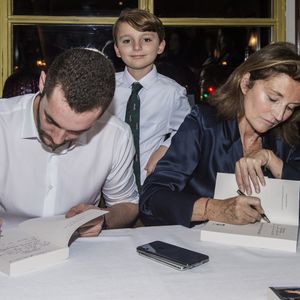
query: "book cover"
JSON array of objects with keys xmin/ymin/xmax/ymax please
[{"xmin": 0, "ymin": 209, "xmax": 108, "ymax": 276}]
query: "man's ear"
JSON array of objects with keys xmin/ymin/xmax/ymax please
[
  {"xmin": 114, "ymin": 43, "xmax": 121, "ymax": 58},
  {"xmin": 157, "ymin": 40, "xmax": 166, "ymax": 55},
  {"xmin": 240, "ymin": 72, "xmax": 251, "ymax": 95},
  {"xmin": 39, "ymin": 71, "xmax": 46, "ymax": 93}
]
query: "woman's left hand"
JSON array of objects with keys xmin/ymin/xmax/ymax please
[{"xmin": 235, "ymin": 149, "xmax": 271, "ymax": 195}]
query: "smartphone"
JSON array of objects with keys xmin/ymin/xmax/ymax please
[{"xmin": 136, "ymin": 240, "xmax": 209, "ymax": 271}]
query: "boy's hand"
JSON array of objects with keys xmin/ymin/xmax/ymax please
[{"xmin": 145, "ymin": 145, "xmax": 168, "ymax": 176}]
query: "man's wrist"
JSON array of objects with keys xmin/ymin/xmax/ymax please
[{"xmin": 102, "ymin": 214, "xmax": 108, "ymax": 230}]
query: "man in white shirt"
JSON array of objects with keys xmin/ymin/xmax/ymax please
[{"xmin": 0, "ymin": 48, "xmax": 139, "ymax": 236}]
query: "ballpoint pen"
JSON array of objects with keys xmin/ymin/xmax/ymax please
[{"xmin": 237, "ymin": 189, "xmax": 271, "ymax": 223}]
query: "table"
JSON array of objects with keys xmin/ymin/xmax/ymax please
[{"xmin": 1, "ymin": 216, "xmax": 300, "ymax": 300}]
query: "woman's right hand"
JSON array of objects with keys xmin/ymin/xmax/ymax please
[{"xmin": 207, "ymin": 195, "xmax": 263, "ymax": 225}]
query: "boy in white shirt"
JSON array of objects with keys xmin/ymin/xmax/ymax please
[{"xmin": 108, "ymin": 8, "xmax": 191, "ymax": 191}]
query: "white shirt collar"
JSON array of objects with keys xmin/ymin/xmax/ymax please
[
  {"xmin": 21, "ymin": 92, "xmax": 40, "ymax": 140},
  {"xmin": 122, "ymin": 65, "xmax": 158, "ymax": 90}
]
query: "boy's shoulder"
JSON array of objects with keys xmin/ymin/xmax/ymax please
[
  {"xmin": 155, "ymin": 71, "xmax": 183, "ymax": 88},
  {"xmin": 115, "ymin": 70, "xmax": 125, "ymax": 81}
]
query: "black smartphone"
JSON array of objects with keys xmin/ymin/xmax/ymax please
[{"xmin": 136, "ymin": 240, "xmax": 209, "ymax": 271}]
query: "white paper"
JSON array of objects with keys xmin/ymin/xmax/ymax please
[{"xmin": 214, "ymin": 172, "xmax": 300, "ymax": 226}]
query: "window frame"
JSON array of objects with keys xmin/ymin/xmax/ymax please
[
  {"xmin": 0, "ymin": 0, "xmax": 286, "ymax": 93},
  {"xmin": 297, "ymin": 0, "xmax": 300, "ymax": 53}
]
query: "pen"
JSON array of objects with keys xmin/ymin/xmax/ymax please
[{"xmin": 236, "ymin": 189, "xmax": 271, "ymax": 223}]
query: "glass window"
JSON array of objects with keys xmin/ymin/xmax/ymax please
[
  {"xmin": 156, "ymin": 27, "xmax": 270, "ymax": 103},
  {"xmin": 13, "ymin": 0, "xmax": 138, "ymax": 16},
  {"xmin": 154, "ymin": 0, "xmax": 272, "ymax": 18},
  {"xmin": 3, "ymin": 0, "xmax": 281, "ymax": 100},
  {"xmin": 12, "ymin": 25, "xmax": 124, "ymax": 73},
  {"xmin": 11, "ymin": 25, "xmax": 271, "ymax": 102}
]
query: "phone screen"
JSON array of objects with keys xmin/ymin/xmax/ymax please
[{"xmin": 137, "ymin": 241, "xmax": 209, "ymax": 270}]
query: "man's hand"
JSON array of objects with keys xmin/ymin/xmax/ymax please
[
  {"xmin": 66, "ymin": 202, "xmax": 138, "ymax": 234},
  {"xmin": 66, "ymin": 204, "xmax": 106, "ymax": 237},
  {"xmin": 144, "ymin": 145, "xmax": 168, "ymax": 176}
]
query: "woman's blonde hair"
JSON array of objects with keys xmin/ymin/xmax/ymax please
[{"xmin": 209, "ymin": 42, "xmax": 300, "ymax": 146}]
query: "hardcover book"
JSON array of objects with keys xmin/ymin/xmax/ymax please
[{"xmin": 200, "ymin": 173, "xmax": 300, "ymax": 252}]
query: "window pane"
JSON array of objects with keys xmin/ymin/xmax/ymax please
[
  {"xmin": 11, "ymin": 25, "xmax": 270, "ymax": 103},
  {"xmin": 12, "ymin": 25, "xmax": 124, "ymax": 72},
  {"xmin": 157, "ymin": 27, "xmax": 271, "ymax": 103},
  {"xmin": 154, "ymin": 0, "xmax": 272, "ymax": 18},
  {"xmin": 13, "ymin": 0, "xmax": 138, "ymax": 16}
]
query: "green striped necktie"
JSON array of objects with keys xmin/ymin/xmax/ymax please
[{"xmin": 125, "ymin": 82, "xmax": 143, "ymax": 192}]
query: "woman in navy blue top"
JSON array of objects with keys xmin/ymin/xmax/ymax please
[{"xmin": 140, "ymin": 42, "xmax": 300, "ymax": 227}]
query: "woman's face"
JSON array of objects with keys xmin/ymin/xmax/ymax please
[{"xmin": 241, "ymin": 72, "xmax": 300, "ymax": 134}]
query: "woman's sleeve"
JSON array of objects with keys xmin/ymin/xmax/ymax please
[
  {"xmin": 139, "ymin": 107, "xmax": 204, "ymax": 227},
  {"xmin": 281, "ymin": 146, "xmax": 300, "ymax": 180}
]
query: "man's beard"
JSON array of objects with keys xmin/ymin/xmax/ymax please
[
  {"xmin": 36, "ymin": 97, "xmax": 72, "ymax": 151},
  {"xmin": 38, "ymin": 127, "xmax": 69, "ymax": 151}
]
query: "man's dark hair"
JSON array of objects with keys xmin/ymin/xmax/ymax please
[{"xmin": 43, "ymin": 48, "xmax": 115, "ymax": 113}]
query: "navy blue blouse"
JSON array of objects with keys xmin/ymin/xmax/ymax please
[{"xmin": 139, "ymin": 104, "xmax": 300, "ymax": 227}]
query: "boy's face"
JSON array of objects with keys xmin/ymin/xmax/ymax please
[{"xmin": 114, "ymin": 22, "xmax": 165, "ymax": 78}]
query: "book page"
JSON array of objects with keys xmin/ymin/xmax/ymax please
[
  {"xmin": 0, "ymin": 228, "xmax": 61, "ymax": 263},
  {"xmin": 19, "ymin": 209, "xmax": 108, "ymax": 247},
  {"xmin": 214, "ymin": 173, "xmax": 300, "ymax": 226}
]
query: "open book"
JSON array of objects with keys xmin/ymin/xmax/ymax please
[
  {"xmin": 200, "ymin": 172, "xmax": 300, "ymax": 252},
  {"xmin": 0, "ymin": 209, "xmax": 108, "ymax": 276}
]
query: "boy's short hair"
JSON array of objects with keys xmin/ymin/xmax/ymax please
[{"xmin": 113, "ymin": 8, "xmax": 165, "ymax": 43}]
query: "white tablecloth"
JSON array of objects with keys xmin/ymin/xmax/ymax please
[{"xmin": 1, "ymin": 216, "xmax": 300, "ymax": 300}]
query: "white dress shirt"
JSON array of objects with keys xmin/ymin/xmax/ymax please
[
  {"xmin": 108, "ymin": 66, "xmax": 191, "ymax": 183},
  {"xmin": 0, "ymin": 94, "xmax": 138, "ymax": 217}
]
